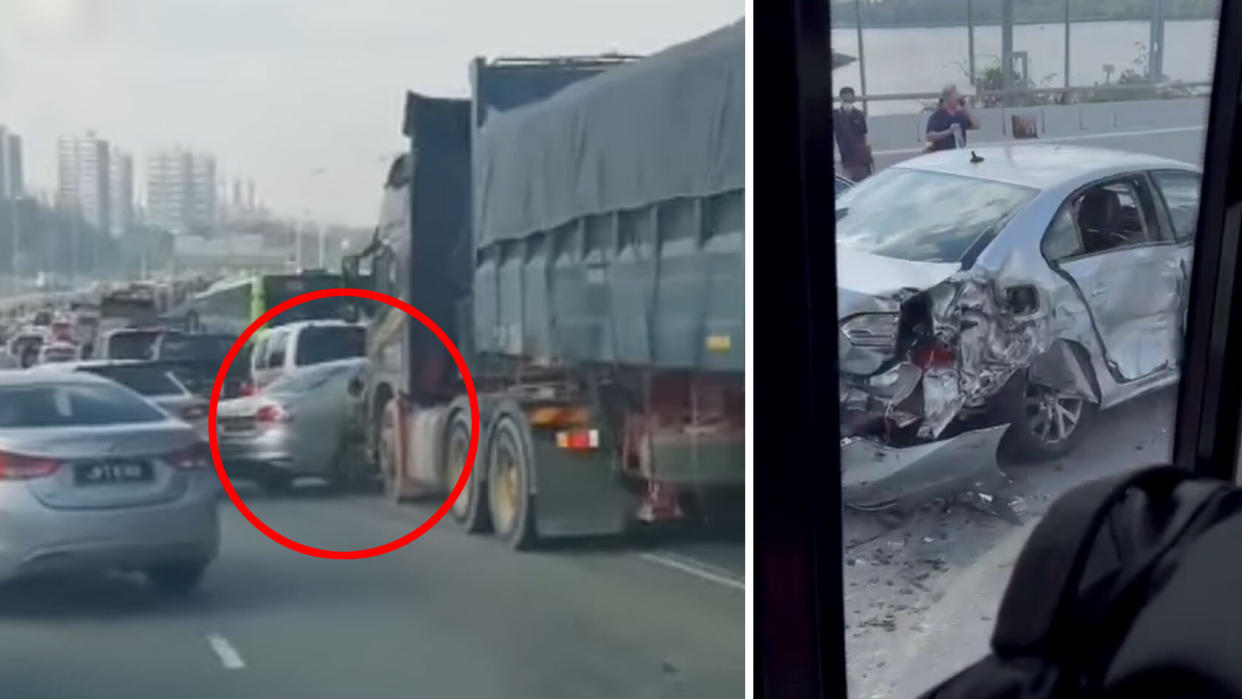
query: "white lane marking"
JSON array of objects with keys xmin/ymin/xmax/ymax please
[
  {"xmin": 873, "ymin": 124, "xmax": 1206, "ymax": 157},
  {"xmin": 207, "ymin": 633, "xmax": 246, "ymax": 670},
  {"xmin": 639, "ymin": 552, "xmax": 745, "ymax": 591}
]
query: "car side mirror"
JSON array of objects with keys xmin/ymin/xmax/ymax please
[{"xmin": 347, "ymin": 376, "xmax": 365, "ymax": 398}]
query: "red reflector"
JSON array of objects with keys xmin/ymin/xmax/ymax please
[
  {"xmin": 0, "ymin": 450, "xmax": 61, "ymax": 480},
  {"xmin": 239, "ymin": 382, "xmax": 257, "ymax": 397},
  {"xmin": 555, "ymin": 429, "xmax": 599, "ymax": 450}
]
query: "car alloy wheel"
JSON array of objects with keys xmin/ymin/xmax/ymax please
[{"xmin": 1023, "ymin": 382, "xmax": 1085, "ymax": 445}]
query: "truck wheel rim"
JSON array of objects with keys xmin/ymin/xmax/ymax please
[
  {"xmin": 489, "ymin": 427, "xmax": 521, "ymax": 534},
  {"xmin": 446, "ymin": 423, "xmax": 471, "ymax": 518},
  {"xmin": 1024, "ymin": 383, "xmax": 1084, "ymax": 445}
]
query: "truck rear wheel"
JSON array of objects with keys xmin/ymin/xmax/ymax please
[
  {"xmin": 486, "ymin": 411, "xmax": 537, "ymax": 550},
  {"xmin": 444, "ymin": 405, "xmax": 489, "ymax": 533}
]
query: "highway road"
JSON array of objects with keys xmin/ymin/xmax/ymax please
[
  {"xmin": 0, "ymin": 481, "xmax": 744, "ymax": 698},
  {"xmin": 845, "ymin": 388, "xmax": 1179, "ymax": 699}
]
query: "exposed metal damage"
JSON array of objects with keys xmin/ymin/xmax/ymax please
[{"xmin": 837, "ymin": 246, "xmax": 1128, "ymax": 511}]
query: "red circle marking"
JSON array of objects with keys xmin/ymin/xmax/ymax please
[{"xmin": 206, "ymin": 287, "xmax": 479, "ymax": 559}]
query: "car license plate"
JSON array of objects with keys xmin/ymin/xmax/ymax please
[
  {"xmin": 220, "ymin": 416, "xmax": 254, "ymax": 432},
  {"xmin": 74, "ymin": 460, "xmax": 153, "ymax": 486}
]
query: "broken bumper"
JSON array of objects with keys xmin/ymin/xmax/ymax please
[{"xmin": 841, "ymin": 424, "xmax": 1009, "ymax": 510}]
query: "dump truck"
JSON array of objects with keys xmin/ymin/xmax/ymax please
[{"xmin": 345, "ymin": 21, "xmax": 744, "ymax": 548}]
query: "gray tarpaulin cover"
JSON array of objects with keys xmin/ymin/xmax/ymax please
[{"xmin": 474, "ymin": 19, "xmax": 745, "ymax": 247}]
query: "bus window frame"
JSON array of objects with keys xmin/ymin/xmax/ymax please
[{"xmin": 756, "ymin": 0, "xmax": 845, "ymax": 696}]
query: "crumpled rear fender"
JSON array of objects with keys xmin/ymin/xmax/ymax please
[{"xmin": 841, "ymin": 424, "xmax": 1009, "ymax": 510}]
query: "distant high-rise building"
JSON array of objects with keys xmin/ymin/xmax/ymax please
[
  {"xmin": 7, "ymin": 134, "xmax": 23, "ymax": 199},
  {"xmin": 0, "ymin": 127, "xmax": 23, "ymax": 199},
  {"xmin": 108, "ymin": 149, "xmax": 134, "ymax": 237},
  {"xmin": 57, "ymin": 131, "xmax": 111, "ymax": 230},
  {"xmin": 145, "ymin": 148, "xmax": 216, "ymax": 236}
]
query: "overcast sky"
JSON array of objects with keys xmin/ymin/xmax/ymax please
[{"xmin": 0, "ymin": 0, "xmax": 742, "ymax": 227}]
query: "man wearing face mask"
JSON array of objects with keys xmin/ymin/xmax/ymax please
[
  {"xmin": 925, "ymin": 83, "xmax": 978, "ymax": 151},
  {"xmin": 833, "ymin": 86, "xmax": 872, "ymax": 181}
]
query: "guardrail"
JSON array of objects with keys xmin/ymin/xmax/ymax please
[{"xmin": 834, "ymin": 81, "xmax": 1214, "ymax": 106}]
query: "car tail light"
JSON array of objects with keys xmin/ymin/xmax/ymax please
[
  {"xmin": 255, "ymin": 403, "xmax": 292, "ymax": 425},
  {"xmin": 181, "ymin": 404, "xmax": 208, "ymax": 420},
  {"xmin": 165, "ymin": 442, "xmax": 212, "ymax": 470},
  {"xmin": 0, "ymin": 450, "xmax": 62, "ymax": 479},
  {"xmin": 239, "ymin": 381, "xmax": 257, "ymax": 397},
  {"xmin": 912, "ymin": 341, "xmax": 956, "ymax": 370}
]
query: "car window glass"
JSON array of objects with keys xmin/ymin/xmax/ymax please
[
  {"xmin": 0, "ymin": 383, "xmax": 165, "ymax": 427},
  {"xmin": 294, "ymin": 326, "xmax": 366, "ymax": 366},
  {"xmin": 1074, "ymin": 181, "xmax": 1152, "ymax": 254},
  {"xmin": 85, "ymin": 366, "xmax": 183, "ymax": 396},
  {"xmin": 1153, "ymin": 170, "xmax": 1202, "ymax": 242},
  {"xmin": 268, "ymin": 364, "xmax": 351, "ymax": 395},
  {"xmin": 265, "ymin": 331, "xmax": 288, "ymax": 368},
  {"xmin": 106, "ymin": 331, "xmax": 161, "ymax": 359},
  {"xmin": 251, "ymin": 336, "xmax": 269, "ymax": 370},
  {"xmin": 158, "ymin": 334, "xmax": 233, "ymax": 360},
  {"xmin": 835, "ymin": 168, "xmax": 1037, "ymax": 262},
  {"xmin": 1042, "ymin": 208, "xmax": 1084, "ymax": 261}
]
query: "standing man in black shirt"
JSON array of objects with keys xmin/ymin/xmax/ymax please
[
  {"xmin": 925, "ymin": 84, "xmax": 977, "ymax": 152},
  {"xmin": 833, "ymin": 87, "xmax": 872, "ymax": 181}
]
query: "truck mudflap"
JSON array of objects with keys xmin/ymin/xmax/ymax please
[
  {"xmin": 841, "ymin": 424, "xmax": 1009, "ymax": 511},
  {"xmin": 527, "ymin": 428, "xmax": 633, "ymax": 539}
]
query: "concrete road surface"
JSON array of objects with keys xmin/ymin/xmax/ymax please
[
  {"xmin": 0, "ymin": 485, "xmax": 744, "ymax": 698},
  {"xmin": 845, "ymin": 388, "xmax": 1179, "ymax": 699}
]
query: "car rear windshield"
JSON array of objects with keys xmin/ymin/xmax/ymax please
[
  {"xmin": 84, "ymin": 365, "xmax": 184, "ymax": 396},
  {"xmin": 268, "ymin": 363, "xmax": 353, "ymax": 395},
  {"xmin": 0, "ymin": 383, "xmax": 165, "ymax": 427},
  {"xmin": 158, "ymin": 334, "xmax": 233, "ymax": 360},
  {"xmin": 835, "ymin": 168, "xmax": 1038, "ymax": 263},
  {"xmin": 100, "ymin": 298, "xmax": 156, "ymax": 319},
  {"xmin": 294, "ymin": 326, "xmax": 366, "ymax": 366},
  {"xmin": 106, "ymin": 331, "xmax": 162, "ymax": 359}
]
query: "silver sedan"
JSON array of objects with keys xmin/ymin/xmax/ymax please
[
  {"xmin": 836, "ymin": 144, "xmax": 1199, "ymax": 509},
  {"xmin": 0, "ymin": 371, "xmax": 219, "ymax": 591},
  {"xmin": 215, "ymin": 358, "xmax": 369, "ymax": 493}
]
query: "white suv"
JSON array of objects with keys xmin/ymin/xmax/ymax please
[{"xmin": 250, "ymin": 320, "xmax": 367, "ymax": 391}]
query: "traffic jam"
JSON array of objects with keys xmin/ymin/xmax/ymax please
[
  {"xmin": 0, "ymin": 22, "xmax": 746, "ymax": 596},
  {"xmin": 0, "ymin": 276, "xmax": 390, "ymax": 590}
]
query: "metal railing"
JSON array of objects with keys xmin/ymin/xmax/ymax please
[{"xmin": 832, "ymin": 81, "xmax": 1213, "ymax": 105}]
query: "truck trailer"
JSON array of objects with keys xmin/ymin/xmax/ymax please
[{"xmin": 347, "ymin": 21, "xmax": 744, "ymax": 549}]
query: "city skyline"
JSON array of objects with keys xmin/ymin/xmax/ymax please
[{"xmin": 0, "ymin": 0, "xmax": 742, "ymax": 227}]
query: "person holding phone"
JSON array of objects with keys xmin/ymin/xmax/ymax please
[{"xmin": 925, "ymin": 84, "xmax": 977, "ymax": 152}]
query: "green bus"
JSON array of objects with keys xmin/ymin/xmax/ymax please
[{"xmin": 184, "ymin": 271, "xmax": 356, "ymax": 338}]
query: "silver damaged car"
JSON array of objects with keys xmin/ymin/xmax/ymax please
[{"xmin": 836, "ymin": 144, "xmax": 1198, "ymax": 510}]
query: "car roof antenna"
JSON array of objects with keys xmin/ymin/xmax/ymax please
[{"xmin": 970, "ymin": 150, "xmax": 984, "ymax": 164}]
